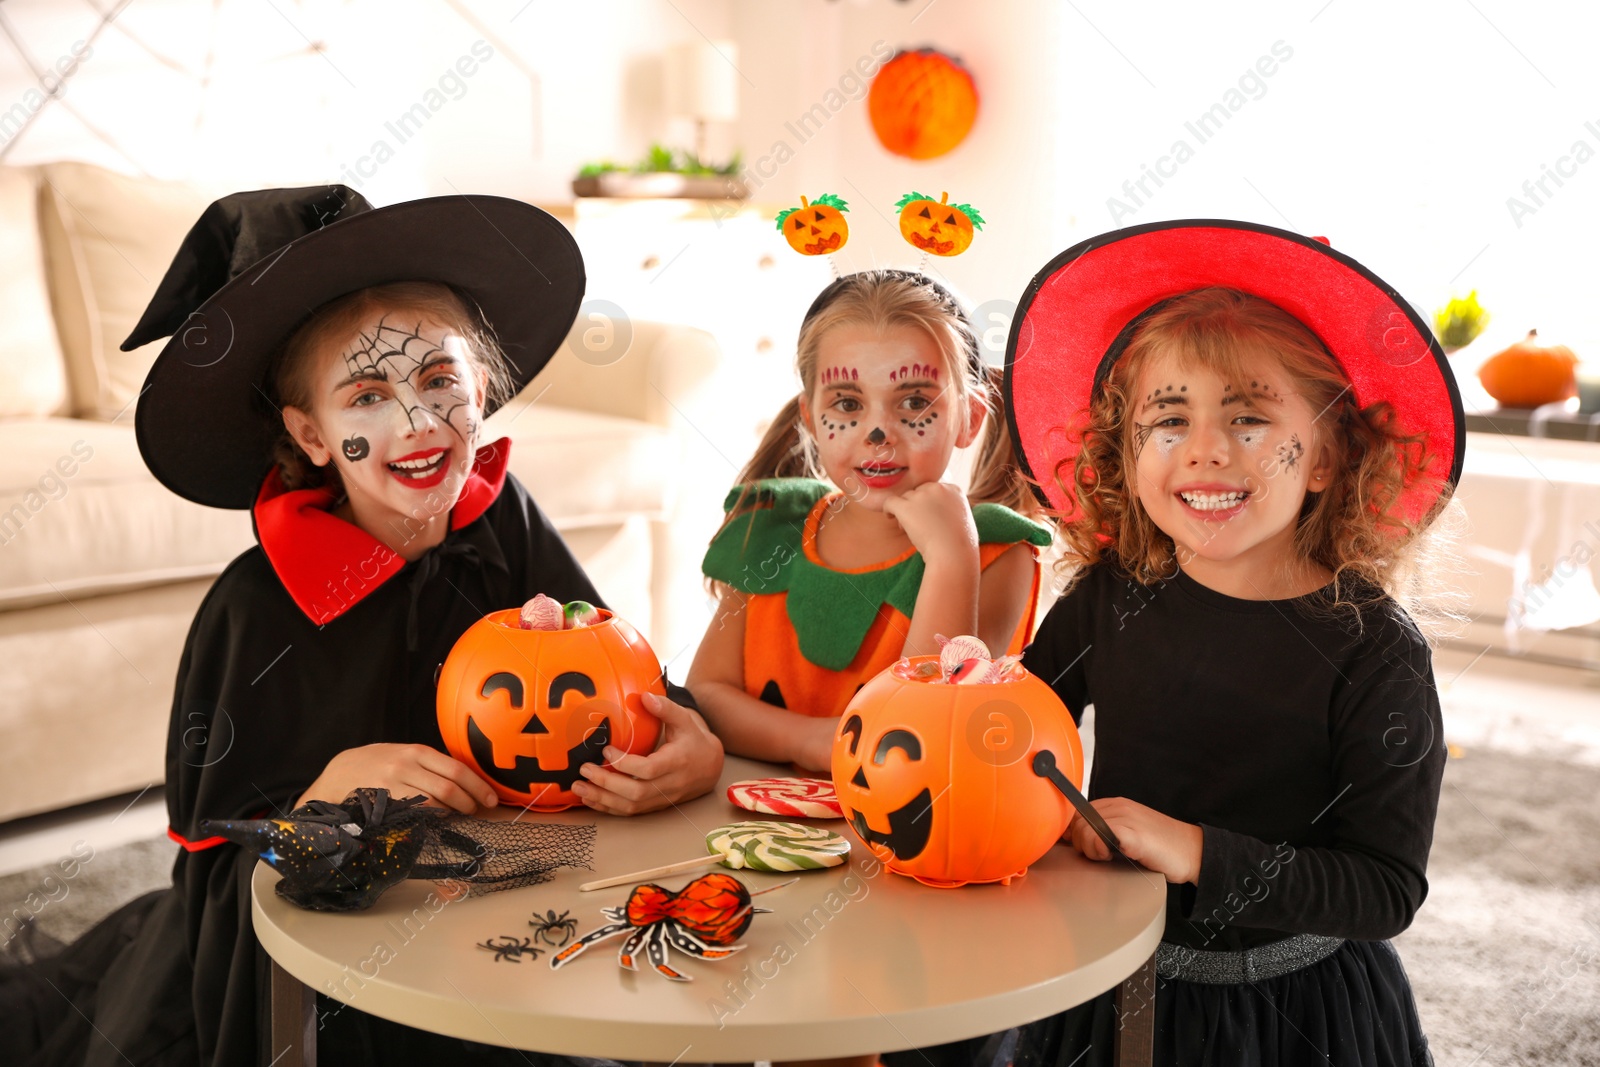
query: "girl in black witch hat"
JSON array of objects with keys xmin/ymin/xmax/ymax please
[{"xmin": 2, "ymin": 186, "xmax": 722, "ymax": 1066}]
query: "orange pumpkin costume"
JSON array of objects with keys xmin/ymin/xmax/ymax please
[{"xmin": 702, "ymin": 478, "xmax": 1053, "ymax": 718}]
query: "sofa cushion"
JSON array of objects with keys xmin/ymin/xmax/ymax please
[
  {"xmin": 0, "ymin": 167, "xmax": 70, "ymax": 418},
  {"xmin": 0, "ymin": 405, "xmax": 673, "ymax": 608},
  {"xmin": 36, "ymin": 162, "xmax": 215, "ymax": 420},
  {"xmin": 486, "ymin": 402, "xmax": 678, "ymax": 529},
  {"xmin": 0, "ymin": 418, "xmax": 255, "ymax": 609}
]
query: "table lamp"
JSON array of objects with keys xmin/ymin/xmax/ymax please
[{"xmin": 664, "ymin": 39, "xmax": 740, "ymax": 161}]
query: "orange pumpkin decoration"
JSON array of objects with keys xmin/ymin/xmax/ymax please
[
  {"xmin": 436, "ymin": 608, "xmax": 663, "ymax": 811},
  {"xmin": 776, "ymin": 194, "xmax": 849, "ymax": 255},
  {"xmin": 868, "ymin": 49, "xmax": 979, "ymax": 160},
  {"xmin": 895, "ymin": 190, "xmax": 983, "ymax": 257},
  {"xmin": 831, "ymin": 658, "xmax": 1082, "ymax": 887},
  {"xmin": 1478, "ymin": 329, "xmax": 1579, "ymax": 408}
]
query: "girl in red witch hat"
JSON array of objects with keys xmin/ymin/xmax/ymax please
[
  {"xmin": 1, "ymin": 186, "xmax": 721, "ymax": 1067},
  {"xmin": 912, "ymin": 221, "xmax": 1462, "ymax": 1067}
]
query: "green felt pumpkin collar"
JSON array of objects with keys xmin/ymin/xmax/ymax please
[{"xmin": 702, "ymin": 478, "xmax": 1051, "ymax": 670}]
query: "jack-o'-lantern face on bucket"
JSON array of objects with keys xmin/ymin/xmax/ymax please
[
  {"xmin": 436, "ymin": 609, "xmax": 664, "ymax": 811},
  {"xmin": 836, "ymin": 716, "xmax": 933, "ymax": 862},
  {"xmin": 832, "ymin": 658, "xmax": 1083, "ymax": 887}
]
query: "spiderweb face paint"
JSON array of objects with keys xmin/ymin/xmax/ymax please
[{"xmin": 301, "ymin": 311, "xmax": 487, "ymax": 542}]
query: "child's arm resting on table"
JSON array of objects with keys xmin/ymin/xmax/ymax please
[{"xmin": 686, "ymin": 584, "xmax": 839, "ymax": 772}]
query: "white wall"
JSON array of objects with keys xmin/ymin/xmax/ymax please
[
  {"xmin": 0, "ymin": 0, "xmax": 733, "ymax": 204},
  {"xmin": 4, "ymin": 0, "xmax": 1595, "ymax": 359}
]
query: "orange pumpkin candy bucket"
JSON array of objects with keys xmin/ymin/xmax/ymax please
[
  {"xmin": 436, "ymin": 607, "xmax": 664, "ymax": 811},
  {"xmin": 831, "ymin": 655, "xmax": 1084, "ymax": 887}
]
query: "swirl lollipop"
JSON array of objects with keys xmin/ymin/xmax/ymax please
[
  {"xmin": 579, "ymin": 820, "xmax": 850, "ymax": 891},
  {"xmin": 727, "ymin": 778, "xmax": 843, "ymax": 819}
]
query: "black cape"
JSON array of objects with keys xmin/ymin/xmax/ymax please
[{"xmin": 5, "ymin": 466, "xmax": 674, "ymax": 1066}]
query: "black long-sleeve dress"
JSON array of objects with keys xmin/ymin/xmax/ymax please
[
  {"xmin": 4, "ymin": 441, "xmax": 662, "ymax": 1066},
  {"xmin": 1016, "ymin": 563, "xmax": 1443, "ymax": 1067}
]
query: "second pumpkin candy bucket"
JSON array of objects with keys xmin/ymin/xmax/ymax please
[
  {"xmin": 437, "ymin": 608, "xmax": 664, "ymax": 811},
  {"xmin": 831, "ymin": 655, "xmax": 1084, "ymax": 888}
]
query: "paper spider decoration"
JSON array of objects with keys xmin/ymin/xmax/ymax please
[{"xmin": 549, "ymin": 873, "xmax": 768, "ymax": 982}]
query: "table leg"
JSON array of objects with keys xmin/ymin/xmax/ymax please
[
  {"xmin": 1113, "ymin": 951, "xmax": 1156, "ymax": 1067},
  {"xmin": 269, "ymin": 957, "xmax": 318, "ymax": 1067}
]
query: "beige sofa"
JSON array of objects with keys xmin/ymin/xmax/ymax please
[{"xmin": 0, "ymin": 162, "xmax": 724, "ymax": 824}]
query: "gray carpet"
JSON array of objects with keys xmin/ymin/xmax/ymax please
[{"xmin": 3, "ymin": 751, "xmax": 1597, "ymax": 1064}]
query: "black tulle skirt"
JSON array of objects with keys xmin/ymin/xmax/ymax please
[{"xmin": 886, "ymin": 940, "xmax": 1434, "ymax": 1067}]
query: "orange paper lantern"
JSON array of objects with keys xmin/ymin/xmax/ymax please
[
  {"xmin": 437, "ymin": 608, "xmax": 663, "ymax": 811},
  {"xmin": 868, "ymin": 49, "xmax": 979, "ymax": 160},
  {"xmin": 831, "ymin": 658, "xmax": 1082, "ymax": 887}
]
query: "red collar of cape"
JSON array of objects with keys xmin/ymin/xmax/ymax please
[{"xmin": 252, "ymin": 438, "xmax": 511, "ymax": 626}]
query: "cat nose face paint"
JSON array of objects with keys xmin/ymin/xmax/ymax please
[{"xmin": 807, "ymin": 322, "xmax": 970, "ymax": 510}]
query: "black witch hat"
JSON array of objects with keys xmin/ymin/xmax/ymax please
[{"xmin": 127, "ymin": 185, "xmax": 585, "ymax": 509}]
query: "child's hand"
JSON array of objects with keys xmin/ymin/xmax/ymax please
[
  {"xmin": 572, "ymin": 693, "xmax": 725, "ymax": 816},
  {"xmin": 881, "ymin": 482, "xmax": 979, "ymax": 570},
  {"xmin": 1066, "ymin": 797, "xmax": 1204, "ymax": 885},
  {"xmin": 297, "ymin": 743, "xmax": 499, "ymax": 814},
  {"xmin": 792, "ymin": 714, "xmax": 841, "ymax": 773}
]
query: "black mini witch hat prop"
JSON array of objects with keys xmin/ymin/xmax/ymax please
[{"xmin": 202, "ymin": 788, "xmax": 596, "ymax": 912}]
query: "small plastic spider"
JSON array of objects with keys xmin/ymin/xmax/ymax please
[
  {"xmin": 528, "ymin": 908, "xmax": 579, "ymax": 947},
  {"xmin": 477, "ymin": 935, "xmax": 543, "ymax": 963}
]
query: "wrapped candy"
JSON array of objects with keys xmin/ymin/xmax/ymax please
[{"xmin": 518, "ymin": 593, "xmax": 564, "ymax": 631}]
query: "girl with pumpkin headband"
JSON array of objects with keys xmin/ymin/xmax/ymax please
[
  {"xmin": 917, "ymin": 221, "xmax": 1464, "ymax": 1067},
  {"xmin": 1, "ymin": 186, "xmax": 722, "ymax": 1067},
  {"xmin": 687, "ymin": 269, "xmax": 1052, "ymax": 771}
]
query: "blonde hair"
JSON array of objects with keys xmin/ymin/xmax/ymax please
[
  {"xmin": 269, "ymin": 281, "xmax": 515, "ymax": 494},
  {"xmin": 733, "ymin": 270, "xmax": 1037, "ymax": 515},
  {"xmin": 1053, "ymin": 287, "xmax": 1460, "ymax": 631}
]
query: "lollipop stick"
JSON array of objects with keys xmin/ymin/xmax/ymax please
[{"xmin": 579, "ymin": 854, "xmax": 723, "ymax": 892}]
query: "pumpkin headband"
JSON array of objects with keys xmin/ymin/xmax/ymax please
[
  {"xmin": 1003, "ymin": 219, "xmax": 1465, "ymax": 526},
  {"xmin": 774, "ymin": 189, "xmax": 985, "ymax": 261},
  {"xmin": 129, "ymin": 187, "xmax": 585, "ymax": 509},
  {"xmin": 799, "ymin": 268, "xmax": 984, "ymax": 384}
]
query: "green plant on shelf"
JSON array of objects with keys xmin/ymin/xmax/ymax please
[
  {"xmin": 1434, "ymin": 290, "xmax": 1490, "ymax": 352},
  {"xmin": 576, "ymin": 144, "xmax": 743, "ymax": 179}
]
